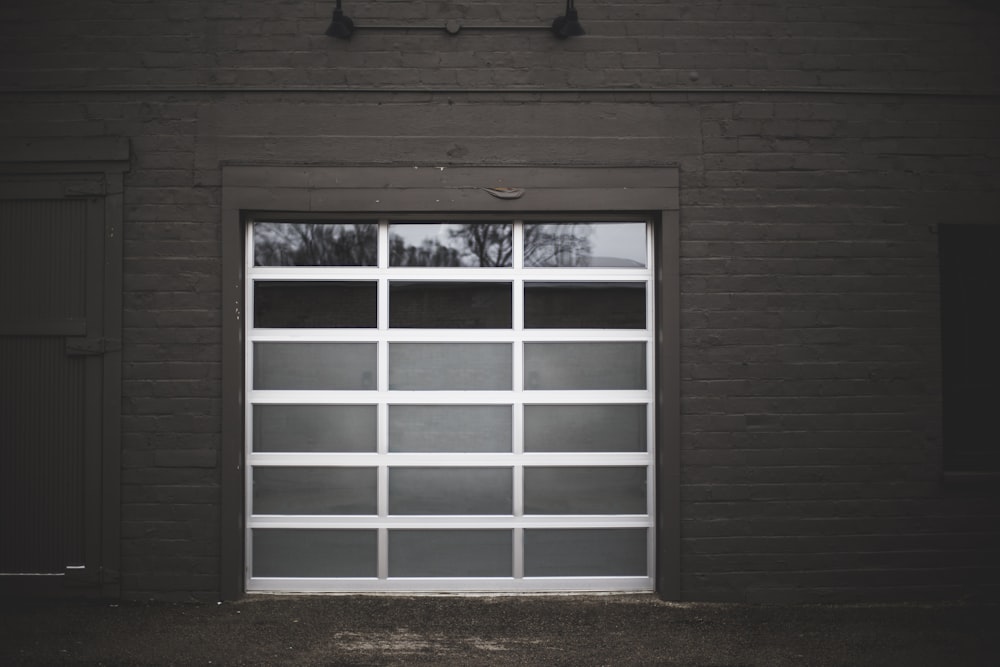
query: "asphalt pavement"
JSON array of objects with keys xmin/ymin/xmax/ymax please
[{"xmin": 2, "ymin": 594, "xmax": 998, "ymax": 665}]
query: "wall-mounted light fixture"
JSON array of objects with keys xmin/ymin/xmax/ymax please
[
  {"xmin": 324, "ymin": 1, "xmax": 585, "ymax": 39},
  {"xmin": 551, "ymin": 0, "xmax": 585, "ymax": 38},
  {"xmin": 325, "ymin": 0, "xmax": 355, "ymax": 39}
]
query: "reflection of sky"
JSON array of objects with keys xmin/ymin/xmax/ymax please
[
  {"xmin": 588, "ymin": 223, "xmax": 646, "ymax": 266},
  {"xmin": 390, "ymin": 223, "xmax": 448, "ymax": 247}
]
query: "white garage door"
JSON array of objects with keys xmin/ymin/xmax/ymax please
[{"xmin": 245, "ymin": 218, "xmax": 655, "ymax": 592}]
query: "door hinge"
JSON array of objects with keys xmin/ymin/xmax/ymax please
[{"xmin": 65, "ymin": 337, "xmax": 122, "ymax": 356}]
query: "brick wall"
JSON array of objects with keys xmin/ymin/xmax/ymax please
[{"xmin": 1, "ymin": 0, "xmax": 998, "ymax": 601}]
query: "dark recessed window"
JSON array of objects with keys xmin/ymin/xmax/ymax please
[
  {"xmin": 939, "ymin": 224, "xmax": 1000, "ymax": 471},
  {"xmin": 254, "ymin": 281, "xmax": 376, "ymax": 328}
]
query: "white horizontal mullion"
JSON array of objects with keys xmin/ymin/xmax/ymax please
[
  {"xmin": 250, "ymin": 329, "xmax": 652, "ymax": 343},
  {"xmin": 518, "ymin": 269, "xmax": 651, "ymax": 281},
  {"xmin": 250, "ymin": 329, "xmax": 383, "ymax": 342},
  {"xmin": 249, "ymin": 269, "xmax": 649, "ymax": 281},
  {"xmin": 248, "ymin": 515, "xmax": 652, "ymax": 529},
  {"xmin": 249, "ymin": 390, "xmax": 649, "ymax": 404},
  {"xmin": 247, "ymin": 578, "xmax": 653, "ymax": 594},
  {"xmin": 249, "ymin": 452, "xmax": 653, "ymax": 467},
  {"xmin": 386, "ymin": 268, "xmax": 516, "ymax": 280},
  {"xmin": 248, "ymin": 267, "xmax": 381, "ymax": 280}
]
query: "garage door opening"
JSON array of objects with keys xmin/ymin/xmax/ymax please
[{"xmin": 244, "ymin": 217, "xmax": 656, "ymax": 592}]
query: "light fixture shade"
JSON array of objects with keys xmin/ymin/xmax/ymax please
[
  {"xmin": 552, "ymin": 0, "xmax": 585, "ymax": 38},
  {"xmin": 325, "ymin": 0, "xmax": 354, "ymax": 39}
]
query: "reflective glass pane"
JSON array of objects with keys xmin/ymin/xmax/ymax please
[
  {"xmin": 523, "ymin": 223, "xmax": 646, "ymax": 268},
  {"xmin": 389, "ymin": 530, "xmax": 512, "ymax": 577},
  {"xmin": 524, "ymin": 528, "xmax": 647, "ymax": 576},
  {"xmin": 254, "ymin": 342, "xmax": 376, "ymax": 390},
  {"xmin": 389, "ymin": 223, "xmax": 512, "ymax": 267},
  {"xmin": 253, "ymin": 467, "xmax": 377, "ymax": 515},
  {"xmin": 389, "ymin": 405, "xmax": 512, "ymax": 453},
  {"xmin": 390, "ymin": 282, "xmax": 511, "ymax": 328},
  {"xmin": 524, "ymin": 342, "xmax": 645, "ymax": 390},
  {"xmin": 524, "ymin": 467, "xmax": 647, "ymax": 515},
  {"xmin": 253, "ymin": 404, "xmax": 376, "ymax": 453},
  {"xmin": 524, "ymin": 404, "xmax": 646, "ymax": 452},
  {"xmin": 254, "ymin": 222, "xmax": 377, "ymax": 266},
  {"xmin": 389, "ymin": 343, "xmax": 511, "ymax": 390},
  {"xmin": 252, "ymin": 529, "xmax": 376, "ymax": 577},
  {"xmin": 524, "ymin": 282, "xmax": 645, "ymax": 329},
  {"xmin": 389, "ymin": 467, "xmax": 512, "ymax": 515},
  {"xmin": 254, "ymin": 281, "xmax": 376, "ymax": 328}
]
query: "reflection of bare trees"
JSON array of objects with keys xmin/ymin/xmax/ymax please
[
  {"xmin": 450, "ymin": 224, "xmax": 513, "ymax": 267},
  {"xmin": 254, "ymin": 223, "xmax": 377, "ymax": 266},
  {"xmin": 254, "ymin": 221, "xmax": 596, "ymax": 268},
  {"xmin": 389, "ymin": 235, "xmax": 463, "ymax": 267},
  {"xmin": 390, "ymin": 223, "xmax": 513, "ymax": 267},
  {"xmin": 524, "ymin": 224, "xmax": 593, "ymax": 267}
]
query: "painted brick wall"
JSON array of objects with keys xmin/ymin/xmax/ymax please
[
  {"xmin": 2, "ymin": 1, "xmax": 999, "ymax": 91},
  {"xmin": 1, "ymin": 0, "xmax": 999, "ymax": 601}
]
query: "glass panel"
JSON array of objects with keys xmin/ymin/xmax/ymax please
[
  {"xmin": 254, "ymin": 222, "xmax": 377, "ymax": 266},
  {"xmin": 524, "ymin": 528, "xmax": 647, "ymax": 576},
  {"xmin": 389, "ymin": 530, "xmax": 512, "ymax": 577},
  {"xmin": 389, "ymin": 467, "xmax": 512, "ymax": 515},
  {"xmin": 389, "ymin": 223, "xmax": 512, "ymax": 267},
  {"xmin": 524, "ymin": 404, "xmax": 646, "ymax": 452},
  {"xmin": 389, "ymin": 405, "xmax": 512, "ymax": 453},
  {"xmin": 524, "ymin": 342, "xmax": 645, "ymax": 390},
  {"xmin": 252, "ymin": 529, "xmax": 376, "ymax": 577},
  {"xmin": 523, "ymin": 222, "xmax": 646, "ymax": 268},
  {"xmin": 524, "ymin": 282, "xmax": 645, "ymax": 329},
  {"xmin": 253, "ymin": 467, "xmax": 377, "ymax": 515},
  {"xmin": 390, "ymin": 282, "xmax": 511, "ymax": 328},
  {"xmin": 389, "ymin": 343, "xmax": 511, "ymax": 390},
  {"xmin": 253, "ymin": 404, "xmax": 376, "ymax": 453},
  {"xmin": 254, "ymin": 281, "xmax": 376, "ymax": 328},
  {"xmin": 524, "ymin": 467, "xmax": 647, "ymax": 514},
  {"xmin": 254, "ymin": 342, "xmax": 376, "ymax": 390}
]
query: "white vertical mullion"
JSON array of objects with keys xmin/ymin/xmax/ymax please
[
  {"xmin": 513, "ymin": 220, "xmax": 524, "ymax": 270},
  {"xmin": 378, "ymin": 526, "xmax": 389, "ymax": 580},
  {"xmin": 378, "ymin": 220, "xmax": 391, "ymax": 582},
  {"xmin": 513, "ymin": 527, "xmax": 524, "ymax": 580},
  {"xmin": 244, "ymin": 222, "xmax": 256, "ymax": 589},
  {"xmin": 512, "ymin": 220, "xmax": 525, "ymax": 580},
  {"xmin": 645, "ymin": 221, "xmax": 656, "ymax": 585},
  {"xmin": 378, "ymin": 220, "xmax": 390, "ymax": 269}
]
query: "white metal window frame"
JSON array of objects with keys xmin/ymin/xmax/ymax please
[{"xmin": 244, "ymin": 218, "xmax": 657, "ymax": 592}]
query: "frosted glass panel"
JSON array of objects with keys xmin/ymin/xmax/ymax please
[
  {"xmin": 254, "ymin": 281, "xmax": 376, "ymax": 328},
  {"xmin": 254, "ymin": 342, "xmax": 376, "ymax": 390},
  {"xmin": 253, "ymin": 404, "xmax": 376, "ymax": 452},
  {"xmin": 524, "ymin": 282, "xmax": 645, "ymax": 329},
  {"xmin": 253, "ymin": 467, "xmax": 377, "ymax": 515},
  {"xmin": 524, "ymin": 467, "xmax": 647, "ymax": 515},
  {"xmin": 390, "ymin": 281, "xmax": 511, "ymax": 328},
  {"xmin": 389, "ymin": 405, "xmax": 512, "ymax": 452},
  {"xmin": 252, "ymin": 529, "xmax": 377, "ymax": 577},
  {"xmin": 524, "ymin": 404, "xmax": 646, "ymax": 452},
  {"xmin": 525, "ymin": 529, "xmax": 647, "ymax": 576},
  {"xmin": 389, "ymin": 223, "xmax": 512, "ymax": 267},
  {"xmin": 389, "ymin": 530, "xmax": 512, "ymax": 577},
  {"xmin": 524, "ymin": 342, "xmax": 645, "ymax": 390},
  {"xmin": 524, "ymin": 223, "xmax": 646, "ymax": 268},
  {"xmin": 389, "ymin": 343, "xmax": 511, "ymax": 390},
  {"xmin": 389, "ymin": 467, "xmax": 512, "ymax": 515},
  {"xmin": 254, "ymin": 222, "xmax": 377, "ymax": 266}
]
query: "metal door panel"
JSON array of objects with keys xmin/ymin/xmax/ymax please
[{"xmin": 0, "ymin": 193, "xmax": 107, "ymax": 588}]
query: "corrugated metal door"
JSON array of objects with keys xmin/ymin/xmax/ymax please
[{"xmin": 0, "ymin": 182, "xmax": 108, "ymax": 589}]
